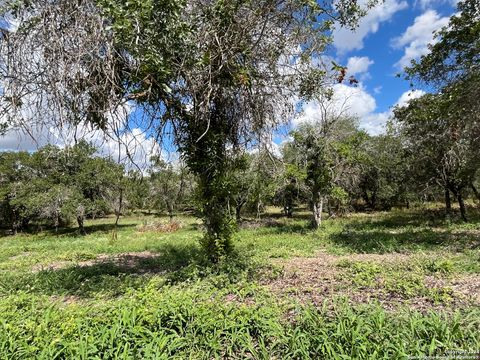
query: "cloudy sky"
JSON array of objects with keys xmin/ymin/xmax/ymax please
[
  {"xmin": 0, "ymin": 0, "xmax": 459, "ymax": 158},
  {"xmin": 310, "ymin": 0, "xmax": 458, "ymax": 134}
]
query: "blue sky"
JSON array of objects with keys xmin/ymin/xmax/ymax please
[{"xmin": 309, "ymin": 0, "xmax": 459, "ymax": 134}]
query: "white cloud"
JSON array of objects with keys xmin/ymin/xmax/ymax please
[
  {"xmin": 0, "ymin": 124, "xmax": 161, "ymax": 170},
  {"xmin": 0, "ymin": 103, "xmax": 164, "ymax": 171},
  {"xmin": 415, "ymin": 0, "xmax": 459, "ymax": 10},
  {"xmin": 374, "ymin": 86, "xmax": 382, "ymax": 94},
  {"xmin": 362, "ymin": 112, "xmax": 391, "ymax": 135},
  {"xmin": 392, "ymin": 10, "xmax": 450, "ymax": 69},
  {"xmin": 346, "ymin": 56, "xmax": 374, "ymax": 80},
  {"xmin": 395, "ymin": 89, "xmax": 426, "ymax": 107},
  {"xmin": 330, "ymin": 84, "xmax": 377, "ymax": 118},
  {"xmin": 294, "ymin": 84, "xmax": 389, "ymax": 135},
  {"xmin": 295, "ymin": 84, "xmax": 375, "ymax": 125},
  {"xmin": 294, "ymin": 86, "xmax": 429, "ymax": 136},
  {"xmin": 333, "ymin": 0, "xmax": 408, "ymax": 54},
  {"xmin": 357, "ymin": 89, "xmax": 427, "ymax": 134}
]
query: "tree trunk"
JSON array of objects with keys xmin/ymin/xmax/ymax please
[
  {"xmin": 77, "ymin": 205, "xmax": 86, "ymax": 235},
  {"xmin": 312, "ymin": 192, "xmax": 323, "ymax": 229},
  {"xmin": 362, "ymin": 190, "xmax": 369, "ymax": 208},
  {"xmin": 457, "ymin": 191, "xmax": 468, "ymax": 222},
  {"xmin": 284, "ymin": 205, "xmax": 293, "ymax": 218},
  {"xmin": 198, "ymin": 171, "xmax": 234, "ymax": 262},
  {"xmin": 77, "ymin": 216, "xmax": 86, "ymax": 235},
  {"xmin": 471, "ymin": 183, "xmax": 480, "ymax": 202},
  {"xmin": 369, "ymin": 190, "xmax": 377, "ymax": 210},
  {"xmin": 184, "ymin": 110, "xmax": 235, "ymax": 263},
  {"xmin": 235, "ymin": 202, "xmax": 244, "ymax": 222},
  {"xmin": 115, "ymin": 189, "xmax": 123, "ymax": 227},
  {"xmin": 167, "ymin": 202, "xmax": 174, "ymax": 222},
  {"xmin": 445, "ymin": 187, "xmax": 452, "ymax": 215},
  {"xmin": 54, "ymin": 214, "xmax": 59, "ymax": 234},
  {"xmin": 11, "ymin": 210, "xmax": 19, "ymax": 235}
]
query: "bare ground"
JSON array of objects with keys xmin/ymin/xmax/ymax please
[
  {"xmin": 31, "ymin": 249, "xmax": 479, "ymax": 311},
  {"xmin": 262, "ymin": 251, "xmax": 480, "ymax": 311}
]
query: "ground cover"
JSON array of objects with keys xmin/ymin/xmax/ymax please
[{"xmin": 0, "ymin": 207, "xmax": 479, "ymax": 359}]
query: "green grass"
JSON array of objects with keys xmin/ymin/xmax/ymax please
[{"xmin": 0, "ymin": 208, "xmax": 479, "ymax": 358}]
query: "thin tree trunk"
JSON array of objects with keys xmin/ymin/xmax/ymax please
[
  {"xmin": 370, "ymin": 191, "xmax": 377, "ymax": 210},
  {"xmin": 11, "ymin": 210, "xmax": 19, "ymax": 235},
  {"xmin": 55, "ymin": 214, "xmax": 59, "ymax": 234},
  {"xmin": 457, "ymin": 191, "xmax": 468, "ymax": 222},
  {"xmin": 168, "ymin": 203, "xmax": 174, "ymax": 222},
  {"xmin": 471, "ymin": 183, "xmax": 480, "ymax": 202},
  {"xmin": 77, "ymin": 216, "xmax": 86, "ymax": 235},
  {"xmin": 235, "ymin": 202, "xmax": 243, "ymax": 222},
  {"xmin": 445, "ymin": 188, "xmax": 452, "ymax": 215},
  {"xmin": 77, "ymin": 205, "xmax": 86, "ymax": 235},
  {"xmin": 312, "ymin": 193, "xmax": 323, "ymax": 229},
  {"xmin": 256, "ymin": 201, "xmax": 261, "ymax": 220},
  {"xmin": 115, "ymin": 188, "xmax": 123, "ymax": 227}
]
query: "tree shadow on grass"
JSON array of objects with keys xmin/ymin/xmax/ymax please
[
  {"xmin": 5, "ymin": 243, "xmax": 254, "ymax": 298},
  {"xmin": 331, "ymin": 210, "xmax": 480, "ymax": 254},
  {"xmin": 240, "ymin": 218, "xmax": 313, "ymax": 235},
  {"xmin": 265, "ymin": 222, "xmax": 312, "ymax": 234},
  {"xmin": 0, "ymin": 223, "xmax": 137, "ymax": 238},
  {"xmin": 3, "ymin": 244, "xmax": 203, "ymax": 298},
  {"xmin": 264, "ymin": 211, "xmax": 312, "ymax": 221},
  {"xmin": 349, "ymin": 207, "xmax": 480, "ymax": 231}
]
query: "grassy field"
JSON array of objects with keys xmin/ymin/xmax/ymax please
[{"xmin": 0, "ymin": 207, "xmax": 479, "ymax": 359}]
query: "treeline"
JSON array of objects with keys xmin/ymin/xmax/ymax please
[
  {"xmin": 0, "ymin": 141, "xmax": 198, "ymax": 234},
  {"xmin": 1, "ymin": 141, "xmax": 124, "ymax": 234},
  {"xmin": 2, "ymin": 115, "xmax": 478, "ymax": 235}
]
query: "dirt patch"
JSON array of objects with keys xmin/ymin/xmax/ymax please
[
  {"xmin": 32, "ymin": 251, "xmax": 160, "ymax": 273},
  {"xmin": 449, "ymin": 274, "xmax": 480, "ymax": 303},
  {"xmin": 9, "ymin": 252, "xmax": 32, "ymax": 260},
  {"xmin": 50, "ymin": 294, "xmax": 83, "ymax": 305},
  {"xmin": 136, "ymin": 221, "xmax": 182, "ymax": 233},
  {"xmin": 261, "ymin": 253, "xmax": 345, "ymax": 308},
  {"xmin": 32, "ymin": 261, "xmax": 72, "ymax": 272},
  {"xmin": 262, "ymin": 251, "xmax": 478, "ymax": 311}
]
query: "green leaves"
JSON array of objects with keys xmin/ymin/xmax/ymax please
[
  {"xmin": 0, "ymin": 141, "xmax": 126, "ymax": 232},
  {"xmin": 406, "ymin": 0, "xmax": 480, "ymax": 85}
]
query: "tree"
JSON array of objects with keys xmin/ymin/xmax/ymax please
[
  {"xmin": 148, "ymin": 156, "xmax": 194, "ymax": 220},
  {"xmin": 393, "ymin": 92, "xmax": 480, "ymax": 221},
  {"xmin": 245, "ymin": 148, "xmax": 282, "ymax": 219},
  {"xmin": 355, "ymin": 133, "xmax": 411, "ymax": 211},
  {"xmin": 406, "ymin": 0, "xmax": 479, "ymax": 87},
  {"xmin": 0, "ymin": 142, "xmax": 127, "ymax": 234},
  {"xmin": 399, "ymin": 0, "xmax": 480, "ymax": 220},
  {"xmin": 276, "ymin": 147, "xmax": 308, "ymax": 218},
  {"xmin": 0, "ymin": 151, "xmax": 33, "ymax": 233},
  {"xmin": 1, "ymin": 0, "xmax": 376, "ymax": 260},
  {"xmin": 288, "ymin": 115, "xmax": 363, "ymax": 228}
]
